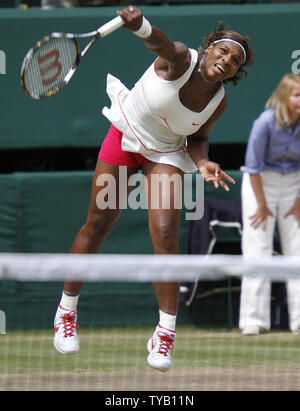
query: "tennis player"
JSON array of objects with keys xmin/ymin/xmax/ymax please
[{"xmin": 54, "ymin": 5, "xmax": 254, "ymax": 371}]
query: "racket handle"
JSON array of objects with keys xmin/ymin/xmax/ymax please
[{"xmin": 97, "ymin": 16, "xmax": 124, "ymax": 38}]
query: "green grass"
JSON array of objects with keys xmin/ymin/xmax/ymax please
[
  {"xmin": 2, "ymin": 326, "xmax": 300, "ymax": 390},
  {"xmin": 1, "ymin": 326, "xmax": 300, "ymax": 374}
]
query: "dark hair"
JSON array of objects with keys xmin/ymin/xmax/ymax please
[{"xmin": 200, "ymin": 21, "xmax": 254, "ymax": 86}]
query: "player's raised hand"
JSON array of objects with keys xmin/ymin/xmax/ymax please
[{"xmin": 117, "ymin": 6, "xmax": 143, "ymax": 32}]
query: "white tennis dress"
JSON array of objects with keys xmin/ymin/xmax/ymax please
[{"xmin": 102, "ymin": 48, "xmax": 225, "ymax": 173}]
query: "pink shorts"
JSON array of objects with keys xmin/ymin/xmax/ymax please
[{"xmin": 98, "ymin": 125, "xmax": 150, "ymax": 168}]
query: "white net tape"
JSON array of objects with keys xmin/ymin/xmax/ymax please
[{"xmin": 0, "ymin": 253, "xmax": 300, "ymax": 282}]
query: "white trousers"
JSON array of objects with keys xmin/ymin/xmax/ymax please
[{"xmin": 239, "ymin": 170, "xmax": 300, "ymax": 332}]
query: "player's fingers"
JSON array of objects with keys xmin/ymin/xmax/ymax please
[
  {"xmin": 219, "ymin": 180, "xmax": 229, "ymax": 191},
  {"xmin": 221, "ymin": 171, "xmax": 236, "ymax": 184},
  {"xmin": 214, "ymin": 168, "xmax": 221, "ymax": 178},
  {"xmin": 117, "ymin": 6, "xmax": 142, "ymax": 28},
  {"xmin": 117, "ymin": 9, "xmax": 129, "ymax": 24},
  {"xmin": 206, "ymin": 176, "xmax": 214, "ymax": 183}
]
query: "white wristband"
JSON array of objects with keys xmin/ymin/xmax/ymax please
[{"xmin": 133, "ymin": 17, "xmax": 152, "ymax": 39}]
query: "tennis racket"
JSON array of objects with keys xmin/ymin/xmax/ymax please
[{"xmin": 20, "ymin": 15, "xmax": 124, "ymax": 100}]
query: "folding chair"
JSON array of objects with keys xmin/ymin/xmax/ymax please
[{"xmin": 185, "ymin": 214, "xmax": 242, "ymax": 330}]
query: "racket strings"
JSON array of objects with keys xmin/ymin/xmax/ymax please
[{"xmin": 24, "ymin": 37, "xmax": 78, "ymax": 98}]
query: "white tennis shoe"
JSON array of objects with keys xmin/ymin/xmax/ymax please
[
  {"xmin": 54, "ymin": 305, "xmax": 79, "ymax": 354},
  {"xmin": 242, "ymin": 325, "xmax": 265, "ymax": 336},
  {"xmin": 147, "ymin": 324, "xmax": 176, "ymax": 372}
]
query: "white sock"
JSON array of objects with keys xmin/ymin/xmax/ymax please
[
  {"xmin": 59, "ymin": 292, "xmax": 79, "ymax": 311},
  {"xmin": 159, "ymin": 310, "xmax": 176, "ymax": 332}
]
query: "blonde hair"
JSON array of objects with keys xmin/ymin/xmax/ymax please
[{"xmin": 265, "ymin": 73, "xmax": 300, "ymax": 128}]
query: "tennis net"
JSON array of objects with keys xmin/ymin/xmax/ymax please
[{"xmin": 1, "ymin": 252, "xmax": 300, "ymax": 392}]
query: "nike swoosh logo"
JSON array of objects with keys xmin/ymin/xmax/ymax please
[{"xmin": 192, "ymin": 123, "xmax": 201, "ymax": 126}]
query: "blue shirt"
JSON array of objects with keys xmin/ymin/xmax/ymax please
[{"xmin": 245, "ymin": 109, "xmax": 300, "ymax": 174}]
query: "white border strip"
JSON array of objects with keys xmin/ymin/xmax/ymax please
[{"xmin": 0, "ymin": 253, "xmax": 300, "ymax": 282}]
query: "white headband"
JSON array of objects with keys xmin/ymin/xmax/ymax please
[{"xmin": 213, "ymin": 38, "xmax": 247, "ymax": 64}]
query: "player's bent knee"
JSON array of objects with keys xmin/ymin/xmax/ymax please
[
  {"xmin": 84, "ymin": 216, "xmax": 117, "ymax": 242},
  {"xmin": 151, "ymin": 224, "xmax": 179, "ymax": 253}
]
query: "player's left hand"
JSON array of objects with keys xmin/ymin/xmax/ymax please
[{"xmin": 198, "ymin": 160, "xmax": 235, "ymax": 191}]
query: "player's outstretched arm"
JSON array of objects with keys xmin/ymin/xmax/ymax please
[{"xmin": 117, "ymin": 5, "xmax": 190, "ymax": 79}]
